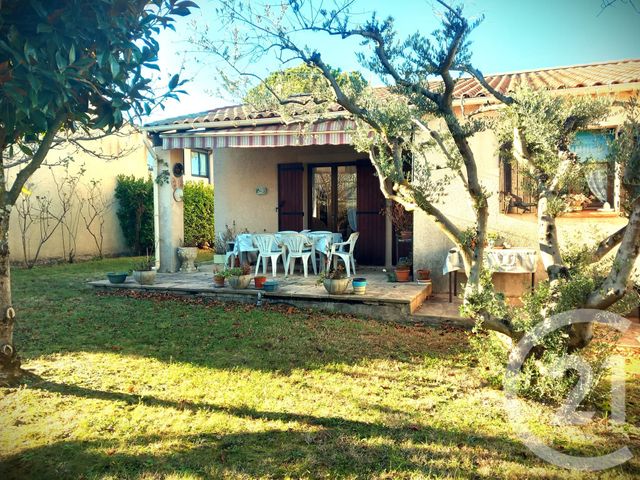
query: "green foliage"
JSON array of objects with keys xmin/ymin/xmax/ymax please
[
  {"xmin": 610, "ymin": 95, "xmax": 640, "ymax": 208},
  {"xmin": 114, "ymin": 175, "xmax": 154, "ymax": 255},
  {"xmin": 0, "ymin": 0, "xmax": 196, "ymax": 148},
  {"xmin": 183, "ymin": 181, "xmax": 214, "ymax": 247}
]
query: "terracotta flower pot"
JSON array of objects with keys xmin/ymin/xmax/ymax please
[
  {"xmin": 395, "ymin": 267, "xmax": 410, "ymax": 283},
  {"xmin": 416, "ymin": 269, "xmax": 431, "ymax": 281},
  {"xmin": 254, "ymin": 276, "xmax": 267, "ymax": 289},
  {"xmin": 213, "ymin": 275, "xmax": 225, "ymax": 288}
]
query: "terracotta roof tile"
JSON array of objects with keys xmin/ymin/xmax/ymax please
[{"xmin": 146, "ymin": 59, "xmax": 640, "ymax": 128}]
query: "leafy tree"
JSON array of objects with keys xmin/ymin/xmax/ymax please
[
  {"xmin": 0, "ymin": 0, "xmax": 198, "ymax": 382},
  {"xmin": 243, "ymin": 63, "xmax": 367, "ymax": 109},
  {"xmin": 208, "ymin": 1, "xmax": 640, "ymax": 354}
]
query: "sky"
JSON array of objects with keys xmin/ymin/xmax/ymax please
[{"xmin": 146, "ymin": 0, "xmax": 640, "ymax": 122}]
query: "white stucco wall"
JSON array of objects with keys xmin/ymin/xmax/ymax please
[
  {"xmin": 412, "ymin": 127, "xmax": 628, "ymax": 294},
  {"xmin": 213, "ymin": 144, "xmax": 363, "ymax": 235},
  {"xmin": 8, "ymin": 126, "xmax": 148, "ymax": 263}
]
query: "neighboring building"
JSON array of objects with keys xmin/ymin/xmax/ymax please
[
  {"xmin": 7, "ymin": 125, "xmax": 149, "ymax": 263},
  {"xmin": 143, "ymin": 59, "xmax": 640, "ymax": 292}
]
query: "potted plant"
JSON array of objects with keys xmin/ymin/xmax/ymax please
[
  {"xmin": 385, "ymin": 203, "xmax": 413, "ymax": 240},
  {"xmin": 317, "ymin": 266, "xmax": 350, "ymax": 294},
  {"xmin": 213, "ymin": 268, "xmax": 227, "ymax": 287},
  {"xmin": 213, "ymin": 223, "xmax": 237, "ymax": 264},
  {"xmin": 227, "ymin": 263, "xmax": 252, "ymax": 289},
  {"xmin": 395, "ymin": 256, "xmax": 412, "ymax": 282},
  {"xmin": 487, "ymin": 232, "xmax": 505, "ymax": 249},
  {"xmin": 177, "ymin": 239, "xmax": 198, "ymax": 273},
  {"xmin": 106, "ymin": 272, "xmax": 128, "ymax": 284},
  {"xmin": 352, "ymin": 277, "xmax": 367, "ymax": 295},
  {"xmin": 254, "ymin": 275, "xmax": 267, "ymax": 289},
  {"xmin": 132, "ymin": 256, "xmax": 156, "ymax": 285},
  {"xmin": 415, "ymin": 268, "xmax": 431, "ymax": 282}
]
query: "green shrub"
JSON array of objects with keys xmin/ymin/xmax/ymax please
[
  {"xmin": 183, "ymin": 181, "xmax": 214, "ymax": 247},
  {"xmin": 114, "ymin": 175, "xmax": 154, "ymax": 255}
]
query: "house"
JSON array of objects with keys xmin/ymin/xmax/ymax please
[{"xmin": 143, "ymin": 59, "xmax": 640, "ymax": 293}]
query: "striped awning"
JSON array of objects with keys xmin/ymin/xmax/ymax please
[{"xmin": 161, "ymin": 119, "xmax": 355, "ymax": 150}]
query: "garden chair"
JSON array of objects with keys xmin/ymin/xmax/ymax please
[
  {"xmin": 328, "ymin": 232, "xmax": 359, "ymax": 277},
  {"xmin": 253, "ymin": 234, "xmax": 284, "ymax": 277},
  {"xmin": 282, "ymin": 234, "xmax": 316, "ymax": 277}
]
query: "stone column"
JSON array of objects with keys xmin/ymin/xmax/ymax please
[{"xmin": 153, "ymin": 147, "xmax": 184, "ymax": 273}]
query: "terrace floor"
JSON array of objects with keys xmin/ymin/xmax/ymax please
[{"xmin": 89, "ymin": 265, "xmax": 433, "ymax": 322}]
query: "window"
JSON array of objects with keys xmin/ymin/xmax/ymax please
[
  {"xmin": 190, "ymin": 150, "xmax": 209, "ymax": 178},
  {"xmin": 500, "ymin": 129, "xmax": 619, "ymax": 215}
]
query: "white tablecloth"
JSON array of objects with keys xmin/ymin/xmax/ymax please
[{"xmin": 443, "ymin": 248, "xmax": 538, "ymax": 274}]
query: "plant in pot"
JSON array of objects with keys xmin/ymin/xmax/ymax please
[
  {"xmin": 487, "ymin": 232, "xmax": 506, "ymax": 249},
  {"xmin": 395, "ymin": 256, "xmax": 412, "ymax": 283},
  {"xmin": 415, "ymin": 268, "xmax": 431, "ymax": 282},
  {"xmin": 227, "ymin": 263, "xmax": 252, "ymax": 289},
  {"xmin": 213, "ymin": 268, "xmax": 227, "ymax": 287},
  {"xmin": 317, "ymin": 265, "xmax": 350, "ymax": 295},
  {"xmin": 132, "ymin": 256, "xmax": 156, "ymax": 285},
  {"xmin": 177, "ymin": 238, "xmax": 199, "ymax": 273},
  {"xmin": 213, "ymin": 223, "xmax": 237, "ymax": 264},
  {"xmin": 385, "ymin": 203, "xmax": 413, "ymax": 240}
]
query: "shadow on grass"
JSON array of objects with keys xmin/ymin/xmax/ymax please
[{"xmin": 2, "ymin": 376, "xmax": 538, "ymax": 480}]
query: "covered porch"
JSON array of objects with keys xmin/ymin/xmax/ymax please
[{"xmin": 148, "ymin": 116, "xmax": 409, "ymax": 274}]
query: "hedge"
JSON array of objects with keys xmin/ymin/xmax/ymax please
[
  {"xmin": 114, "ymin": 175, "xmax": 154, "ymax": 255},
  {"xmin": 183, "ymin": 181, "xmax": 214, "ymax": 247}
]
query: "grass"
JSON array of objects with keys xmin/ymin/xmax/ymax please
[{"xmin": 0, "ymin": 257, "xmax": 638, "ymax": 479}]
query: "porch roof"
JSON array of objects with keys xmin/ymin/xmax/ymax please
[{"xmin": 161, "ymin": 118, "xmax": 356, "ymax": 149}]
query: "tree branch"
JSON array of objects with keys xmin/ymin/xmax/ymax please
[
  {"xmin": 6, "ymin": 113, "xmax": 66, "ymax": 206},
  {"xmin": 591, "ymin": 226, "xmax": 627, "ymax": 263}
]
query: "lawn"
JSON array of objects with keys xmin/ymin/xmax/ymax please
[{"xmin": 0, "ymin": 258, "xmax": 638, "ymax": 479}]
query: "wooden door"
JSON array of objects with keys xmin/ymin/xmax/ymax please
[
  {"xmin": 356, "ymin": 160, "xmax": 386, "ymax": 265},
  {"xmin": 277, "ymin": 163, "xmax": 304, "ymax": 231}
]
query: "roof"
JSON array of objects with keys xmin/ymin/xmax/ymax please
[{"xmin": 145, "ymin": 59, "xmax": 640, "ymax": 130}]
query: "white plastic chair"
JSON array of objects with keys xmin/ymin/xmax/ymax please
[
  {"xmin": 329, "ymin": 232, "xmax": 359, "ymax": 277},
  {"xmin": 283, "ymin": 234, "xmax": 316, "ymax": 277},
  {"xmin": 253, "ymin": 234, "xmax": 283, "ymax": 277},
  {"xmin": 234, "ymin": 234, "xmax": 258, "ymax": 266},
  {"xmin": 224, "ymin": 239, "xmax": 236, "ymax": 268}
]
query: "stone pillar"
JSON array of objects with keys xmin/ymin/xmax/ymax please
[{"xmin": 153, "ymin": 147, "xmax": 184, "ymax": 273}]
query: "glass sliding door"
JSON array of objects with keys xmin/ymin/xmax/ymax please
[{"xmin": 309, "ymin": 164, "xmax": 358, "ymax": 239}]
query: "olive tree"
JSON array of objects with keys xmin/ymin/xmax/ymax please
[{"xmin": 0, "ymin": 0, "xmax": 197, "ymax": 382}]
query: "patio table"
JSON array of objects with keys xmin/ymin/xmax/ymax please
[{"xmin": 443, "ymin": 247, "xmax": 538, "ymax": 302}]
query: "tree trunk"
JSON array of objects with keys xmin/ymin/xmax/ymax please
[
  {"xmin": 0, "ymin": 210, "xmax": 20, "ymax": 383},
  {"xmin": 537, "ymin": 194, "xmax": 564, "ymax": 275}
]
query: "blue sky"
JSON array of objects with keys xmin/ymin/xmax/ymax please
[{"xmin": 147, "ymin": 0, "xmax": 640, "ymax": 121}]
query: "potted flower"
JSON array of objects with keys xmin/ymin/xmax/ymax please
[
  {"xmin": 487, "ymin": 232, "xmax": 505, "ymax": 249},
  {"xmin": 317, "ymin": 266, "xmax": 350, "ymax": 294},
  {"xmin": 227, "ymin": 263, "xmax": 252, "ymax": 289},
  {"xmin": 213, "ymin": 223, "xmax": 237, "ymax": 264},
  {"xmin": 177, "ymin": 239, "xmax": 198, "ymax": 273},
  {"xmin": 395, "ymin": 257, "xmax": 412, "ymax": 283},
  {"xmin": 213, "ymin": 268, "xmax": 227, "ymax": 287},
  {"xmin": 352, "ymin": 277, "xmax": 367, "ymax": 295},
  {"xmin": 415, "ymin": 268, "xmax": 431, "ymax": 282},
  {"xmin": 385, "ymin": 203, "xmax": 413, "ymax": 240},
  {"xmin": 132, "ymin": 256, "xmax": 156, "ymax": 285}
]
